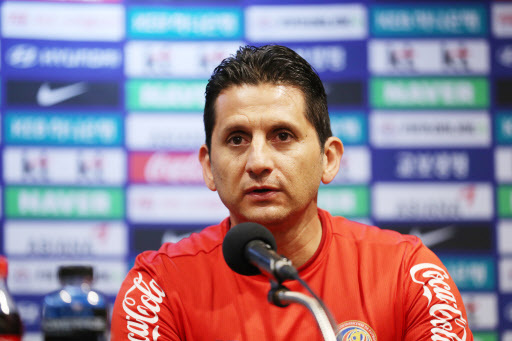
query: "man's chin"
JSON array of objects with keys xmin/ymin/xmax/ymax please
[{"xmin": 233, "ymin": 208, "xmax": 289, "ymax": 228}]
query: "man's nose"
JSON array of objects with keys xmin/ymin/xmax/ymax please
[{"xmin": 245, "ymin": 136, "xmax": 273, "ymax": 176}]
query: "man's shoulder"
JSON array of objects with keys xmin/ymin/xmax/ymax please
[
  {"xmin": 328, "ymin": 213, "xmax": 421, "ymax": 249},
  {"xmin": 161, "ymin": 223, "xmax": 226, "ymax": 259},
  {"xmin": 327, "ymin": 214, "xmax": 431, "ymax": 269},
  {"xmin": 136, "ymin": 222, "xmax": 227, "ymax": 268}
]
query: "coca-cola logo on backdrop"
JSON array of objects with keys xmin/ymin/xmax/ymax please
[{"xmin": 129, "ymin": 152, "xmax": 203, "ymax": 184}]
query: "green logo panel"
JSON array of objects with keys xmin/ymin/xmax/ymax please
[
  {"xmin": 5, "ymin": 186, "xmax": 124, "ymax": 219},
  {"xmin": 318, "ymin": 186, "xmax": 369, "ymax": 218},
  {"xmin": 371, "ymin": 78, "xmax": 489, "ymax": 109},
  {"xmin": 472, "ymin": 332, "xmax": 498, "ymax": 341},
  {"xmin": 126, "ymin": 79, "xmax": 207, "ymax": 111},
  {"xmin": 498, "ymin": 185, "xmax": 512, "ymax": 217}
]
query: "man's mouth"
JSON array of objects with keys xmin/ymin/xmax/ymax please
[
  {"xmin": 252, "ymin": 188, "xmax": 272, "ymax": 193},
  {"xmin": 245, "ymin": 186, "xmax": 279, "ymax": 196}
]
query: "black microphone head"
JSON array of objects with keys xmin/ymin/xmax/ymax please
[{"xmin": 222, "ymin": 222, "xmax": 277, "ymax": 276}]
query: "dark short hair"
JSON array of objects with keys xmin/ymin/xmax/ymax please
[{"xmin": 203, "ymin": 45, "xmax": 332, "ymax": 151}]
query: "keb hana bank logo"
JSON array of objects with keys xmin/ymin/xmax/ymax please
[
  {"xmin": 410, "ymin": 263, "xmax": 468, "ymax": 340},
  {"xmin": 122, "ymin": 272, "xmax": 166, "ymax": 341}
]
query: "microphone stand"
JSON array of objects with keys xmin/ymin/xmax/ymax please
[{"xmin": 267, "ymin": 281, "xmax": 337, "ymax": 341}]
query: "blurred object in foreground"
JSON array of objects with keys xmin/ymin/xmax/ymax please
[
  {"xmin": 41, "ymin": 265, "xmax": 108, "ymax": 341},
  {"xmin": 0, "ymin": 256, "xmax": 23, "ymax": 341}
]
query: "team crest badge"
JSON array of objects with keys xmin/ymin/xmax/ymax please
[{"xmin": 336, "ymin": 320, "xmax": 377, "ymax": 341}]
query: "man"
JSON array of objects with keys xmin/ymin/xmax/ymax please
[{"xmin": 112, "ymin": 45, "xmax": 473, "ymax": 340}]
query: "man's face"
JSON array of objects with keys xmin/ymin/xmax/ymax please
[{"xmin": 199, "ymin": 83, "xmax": 326, "ymax": 229}]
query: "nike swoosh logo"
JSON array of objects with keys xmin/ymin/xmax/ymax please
[
  {"xmin": 36, "ymin": 82, "xmax": 88, "ymax": 107},
  {"xmin": 409, "ymin": 225, "xmax": 456, "ymax": 247}
]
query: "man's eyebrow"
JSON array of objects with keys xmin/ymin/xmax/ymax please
[
  {"xmin": 219, "ymin": 120, "xmax": 302, "ymax": 134},
  {"xmin": 220, "ymin": 123, "xmax": 249, "ymax": 133},
  {"xmin": 231, "ymin": 121, "xmax": 299, "ymax": 130},
  {"xmin": 217, "ymin": 123, "xmax": 251, "ymax": 138},
  {"xmin": 268, "ymin": 121, "xmax": 299, "ymax": 131}
]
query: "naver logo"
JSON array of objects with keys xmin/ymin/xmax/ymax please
[
  {"xmin": 318, "ymin": 186, "xmax": 369, "ymax": 217},
  {"xmin": 126, "ymin": 80, "xmax": 207, "ymax": 111},
  {"xmin": 498, "ymin": 185, "xmax": 512, "ymax": 217},
  {"xmin": 5, "ymin": 186, "xmax": 124, "ymax": 219},
  {"xmin": 371, "ymin": 78, "xmax": 489, "ymax": 108}
]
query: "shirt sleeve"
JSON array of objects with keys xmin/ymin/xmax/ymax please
[
  {"xmin": 402, "ymin": 241, "xmax": 474, "ymax": 341},
  {"xmin": 111, "ymin": 251, "xmax": 182, "ymax": 341}
]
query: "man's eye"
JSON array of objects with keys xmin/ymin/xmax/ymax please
[
  {"xmin": 277, "ymin": 132, "xmax": 291, "ymax": 141},
  {"xmin": 229, "ymin": 136, "xmax": 244, "ymax": 145}
]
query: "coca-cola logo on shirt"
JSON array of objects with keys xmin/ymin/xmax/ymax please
[
  {"xmin": 122, "ymin": 272, "xmax": 166, "ymax": 341},
  {"xmin": 410, "ymin": 263, "xmax": 468, "ymax": 341}
]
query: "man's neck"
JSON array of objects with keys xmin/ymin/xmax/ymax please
[{"xmin": 268, "ymin": 209, "xmax": 323, "ymax": 269}]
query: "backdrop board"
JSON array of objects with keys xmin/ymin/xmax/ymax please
[{"xmin": 0, "ymin": 0, "xmax": 509, "ymax": 339}]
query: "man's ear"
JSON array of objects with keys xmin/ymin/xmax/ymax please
[
  {"xmin": 321, "ymin": 136, "xmax": 344, "ymax": 184},
  {"xmin": 199, "ymin": 144, "xmax": 217, "ymax": 191}
]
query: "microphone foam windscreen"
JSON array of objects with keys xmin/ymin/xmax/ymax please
[{"xmin": 222, "ymin": 222, "xmax": 277, "ymax": 276}]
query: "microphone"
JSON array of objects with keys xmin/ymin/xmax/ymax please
[{"xmin": 222, "ymin": 222, "xmax": 298, "ymax": 282}]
